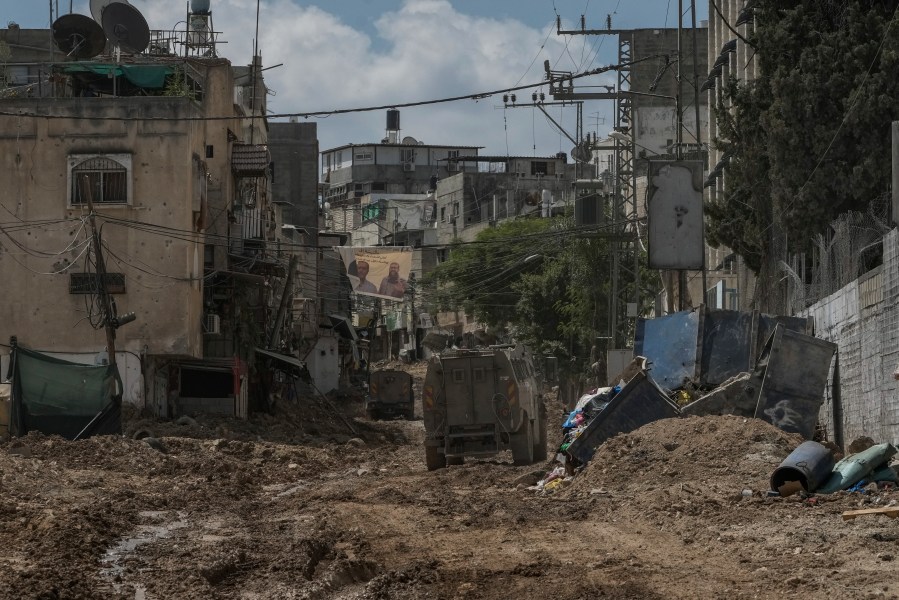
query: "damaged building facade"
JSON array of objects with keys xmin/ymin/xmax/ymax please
[{"xmin": 0, "ymin": 20, "xmax": 304, "ymax": 420}]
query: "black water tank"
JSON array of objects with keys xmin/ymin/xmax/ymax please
[{"xmin": 387, "ymin": 109, "xmax": 400, "ymax": 131}]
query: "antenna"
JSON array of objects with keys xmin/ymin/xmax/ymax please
[
  {"xmin": 101, "ymin": 1, "xmax": 150, "ymax": 54},
  {"xmin": 52, "ymin": 14, "xmax": 107, "ymax": 59}
]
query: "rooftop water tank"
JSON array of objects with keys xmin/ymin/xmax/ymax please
[{"xmin": 191, "ymin": 0, "xmax": 211, "ymax": 14}]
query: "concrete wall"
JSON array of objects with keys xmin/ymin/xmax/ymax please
[
  {"xmin": 802, "ymin": 228, "xmax": 899, "ymax": 447},
  {"xmin": 269, "ymin": 122, "xmax": 318, "ymax": 229},
  {"xmin": 0, "ymin": 96, "xmax": 206, "ymax": 358}
]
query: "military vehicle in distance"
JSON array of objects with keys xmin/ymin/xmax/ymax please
[
  {"xmin": 365, "ymin": 369, "xmax": 415, "ymax": 420},
  {"xmin": 422, "ymin": 345, "xmax": 547, "ymax": 470}
]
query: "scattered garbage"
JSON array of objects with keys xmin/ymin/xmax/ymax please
[
  {"xmin": 564, "ymin": 371, "xmax": 680, "ymax": 466},
  {"xmin": 536, "ymin": 367, "xmax": 682, "ymax": 493}
]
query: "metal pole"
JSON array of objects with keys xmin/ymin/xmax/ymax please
[
  {"xmin": 677, "ymin": 0, "xmax": 686, "ymax": 310},
  {"xmin": 82, "ymin": 175, "xmax": 117, "ymax": 373},
  {"xmin": 691, "ymin": 0, "xmax": 707, "ymax": 302}
]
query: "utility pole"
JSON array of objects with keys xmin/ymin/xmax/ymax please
[
  {"xmin": 75, "ymin": 176, "xmax": 136, "ymax": 440},
  {"xmin": 691, "ymin": 0, "xmax": 707, "ymax": 300},
  {"xmin": 547, "ymin": 24, "xmax": 640, "ymax": 349},
  {"xmin": 84, "ymin": 175, "xmax": 119, "ymax": 374}
]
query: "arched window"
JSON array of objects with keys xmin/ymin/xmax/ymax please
[{"xmin": 69, "ymin": 155, "xmax": 131, "ymax": 205}]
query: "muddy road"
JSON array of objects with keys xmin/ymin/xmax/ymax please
[{"xmin": 1, "ymin": 364, "xmax": 897, "ymax": 599}]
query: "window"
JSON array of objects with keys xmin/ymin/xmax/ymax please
[
  {"xmin": 371, "ymin": 182, "xmax": 386, "ymax": 192},
  {"xmin": 68, "ymin": 154, "xmax": 132, "ymax": 206},
  {"xmin": 69, "ymin": 272, "xmax": 126, "ymax": 294},
  {"xmin": 354, "ymin": 151, "xmax": 373, "ymax": 161},
  {"xmin": 530, "ymin": 161, "xmax": 548, "ymax": 176},
  {"xmin": 440, "ymin": 207, "xmax": 446, "ymax": 222},
  {"xmin": 447, "ymin": 150, "xmax": 460, "ymax": 159},
  {"xmin": 401, "ymin": 148, "xmax": 415, "ymax": 164},
  {"xmin": 473, "ymin": 368, "xmax": 485, "ymax": 383},
  {"xmin": 452, "ymin": 369, "xmax": 465, "ymax": 383}
]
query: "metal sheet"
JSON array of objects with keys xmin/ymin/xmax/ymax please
[
  {"xmin": 647, "ymin": 160, "xmax": 705, "ymax": 269},
  {"xmin": 755, "ymin": 314, "xmax": 810, "ymax": 359},
  {"xmin": 254, "ymin": 347, "xmax": 305, "ymax": 370},
  {"xmin": 565, "ymin": 371, "xmax": 680, "ymax": 464},
  {"xmin": 751, "ymin": 325, "xmax": 837, "ymax": 439},
  {"xmin": 699, "ymin": 309, "xmax": 755, "ymax": 387},
  {"xmin": 634, "ymin": 309, "xmax": 700, "ymax": 391}
]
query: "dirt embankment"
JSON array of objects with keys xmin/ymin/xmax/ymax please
[{"xmin": 1, "ymin": 363, "xmax": 897, "ymax": 599}]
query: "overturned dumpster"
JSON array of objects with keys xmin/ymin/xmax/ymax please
[
  {"xmin": 746, "ymin": 324, "xmax": 837, "ymax": 439},
  {"xmin": 634, "ymin": 306, "xmax": 811, "ymax": 391},
  {"xmin": 565, "ymin": 370, "xmax": 680, "ymax": 466}
]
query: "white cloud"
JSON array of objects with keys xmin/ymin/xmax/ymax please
[{"xmin": 111, "ymin": 0, "xmax": 618, "ymax": 158}]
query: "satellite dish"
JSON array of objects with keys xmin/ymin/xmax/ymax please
[
  {"xmin": 571, "ymin": 144, "xmax": 592, "ymax": 163},
  {"xmin": 102, "ymin": 2, "xmax": 150, "ymax": 54},
  {"xmin": 52, "ymin": 14, "xmax": 107, "ymax": 59},
  {"xmin": 401, "ymin": 136, "xmax": 418, "ymax": 145},
  {"xmin": 90, "ymin": 0, "xmax": 130, "ymax": 23}
]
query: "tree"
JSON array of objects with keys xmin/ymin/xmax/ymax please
[
  {"xmin": 708, "ymin": 0, "xmax": 899, "ymax": 276},
  {"xmin": 423, "ymin": 215, "xmax": 656, "ymax": 381}
]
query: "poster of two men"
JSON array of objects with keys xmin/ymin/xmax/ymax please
[{"xmin": 337, "ymin": 246, "xmax": 413, "ymax": 301}]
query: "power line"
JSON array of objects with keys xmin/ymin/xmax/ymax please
[{"xmin": 0, "ymin": 59, "xmax": 659, "ymax": 123}]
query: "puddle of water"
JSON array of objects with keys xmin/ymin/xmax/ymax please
[{"xmin": 99, "ymin": 512, "xmax": 188, "ymax": 598}]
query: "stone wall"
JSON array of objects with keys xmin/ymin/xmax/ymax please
[{"xmin": 803, "ymin": 228, "xmax": 899, "ymax": 447}]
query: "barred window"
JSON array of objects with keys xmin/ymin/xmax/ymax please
[{"xmin": 68, "ymin": 154, "xmax": 132, "ymax": 206}]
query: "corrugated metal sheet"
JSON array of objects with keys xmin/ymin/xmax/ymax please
[{"xmin": 231, "ymin": 144, "xmax": 270, "ymax": 175}]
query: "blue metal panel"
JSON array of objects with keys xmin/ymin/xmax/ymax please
[{"xmin": 634, "ymin": 309, "xmax": 700, "ymax": 391}]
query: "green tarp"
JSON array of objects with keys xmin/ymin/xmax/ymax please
[
  {"xmin": 62, "ymin": 63, "xmax": 174, "ymax": 89},
  {"xmin": 10, "ymin": 346, "xmax": 121, "ymax": 439}
]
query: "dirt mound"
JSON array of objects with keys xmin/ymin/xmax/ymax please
[{"xmin": 561, "ymin": 415, "xmax": 803, "ymax": 499}]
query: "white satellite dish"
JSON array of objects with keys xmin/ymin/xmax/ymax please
[{"xmin": 401, "ymin": 136, "xmax": 418, "ymax": 145}]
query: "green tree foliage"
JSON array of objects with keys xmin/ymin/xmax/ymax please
[
  {"xmin": 424, "ymin": 216, "xmax": 655, "ymax": 379},
  {"xmin": 425, "ymin": 218, "xmax": 556, "ymax": 328},
  {"xmin": 708, "ymin": 0, "xmax": 899, "ymax": 272}
]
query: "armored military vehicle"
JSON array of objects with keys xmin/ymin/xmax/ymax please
[
  {"xmin": 365, "ymin": 369, "xmax": 415, "ymax": 420},
  {"xmin": 422, "ymin": 346, "xmax": 547, "ymax": 470}
]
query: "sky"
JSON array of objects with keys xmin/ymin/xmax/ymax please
[{"xmin": 5, "ymin": 0, "xmax": 708, "ymax": 158}]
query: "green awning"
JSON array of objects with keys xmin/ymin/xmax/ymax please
[{"xmin": 62, "ymin": 63, "xmax": 174, "ymax": 89}]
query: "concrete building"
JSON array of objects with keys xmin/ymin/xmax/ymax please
[
  {"xmin": 0, "ymin": 20, "xmax": 297, "ymax": 417},
  {"xmin": 702, "ymin": 1, "xmax": 759, "ymax": 310},
  {"xmin": 319, "ymin": 113, "xmax": 481, "ymax": 360},
  {"xmin": 431, "ymin": 154, "xmax": 577, "ymax": 339}
]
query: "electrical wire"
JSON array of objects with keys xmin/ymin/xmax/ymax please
[{"xmin": 0, "ymin": 56, "xmax": 665, "ymax": 123}]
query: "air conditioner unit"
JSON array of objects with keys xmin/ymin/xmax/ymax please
[
  {"xmin": 403, "ymin": 163, "xmax": 415, "ymax": 172},
  {"xmin": 204, "ymin": 313, "xmax": 221, "ymax": 335}
]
